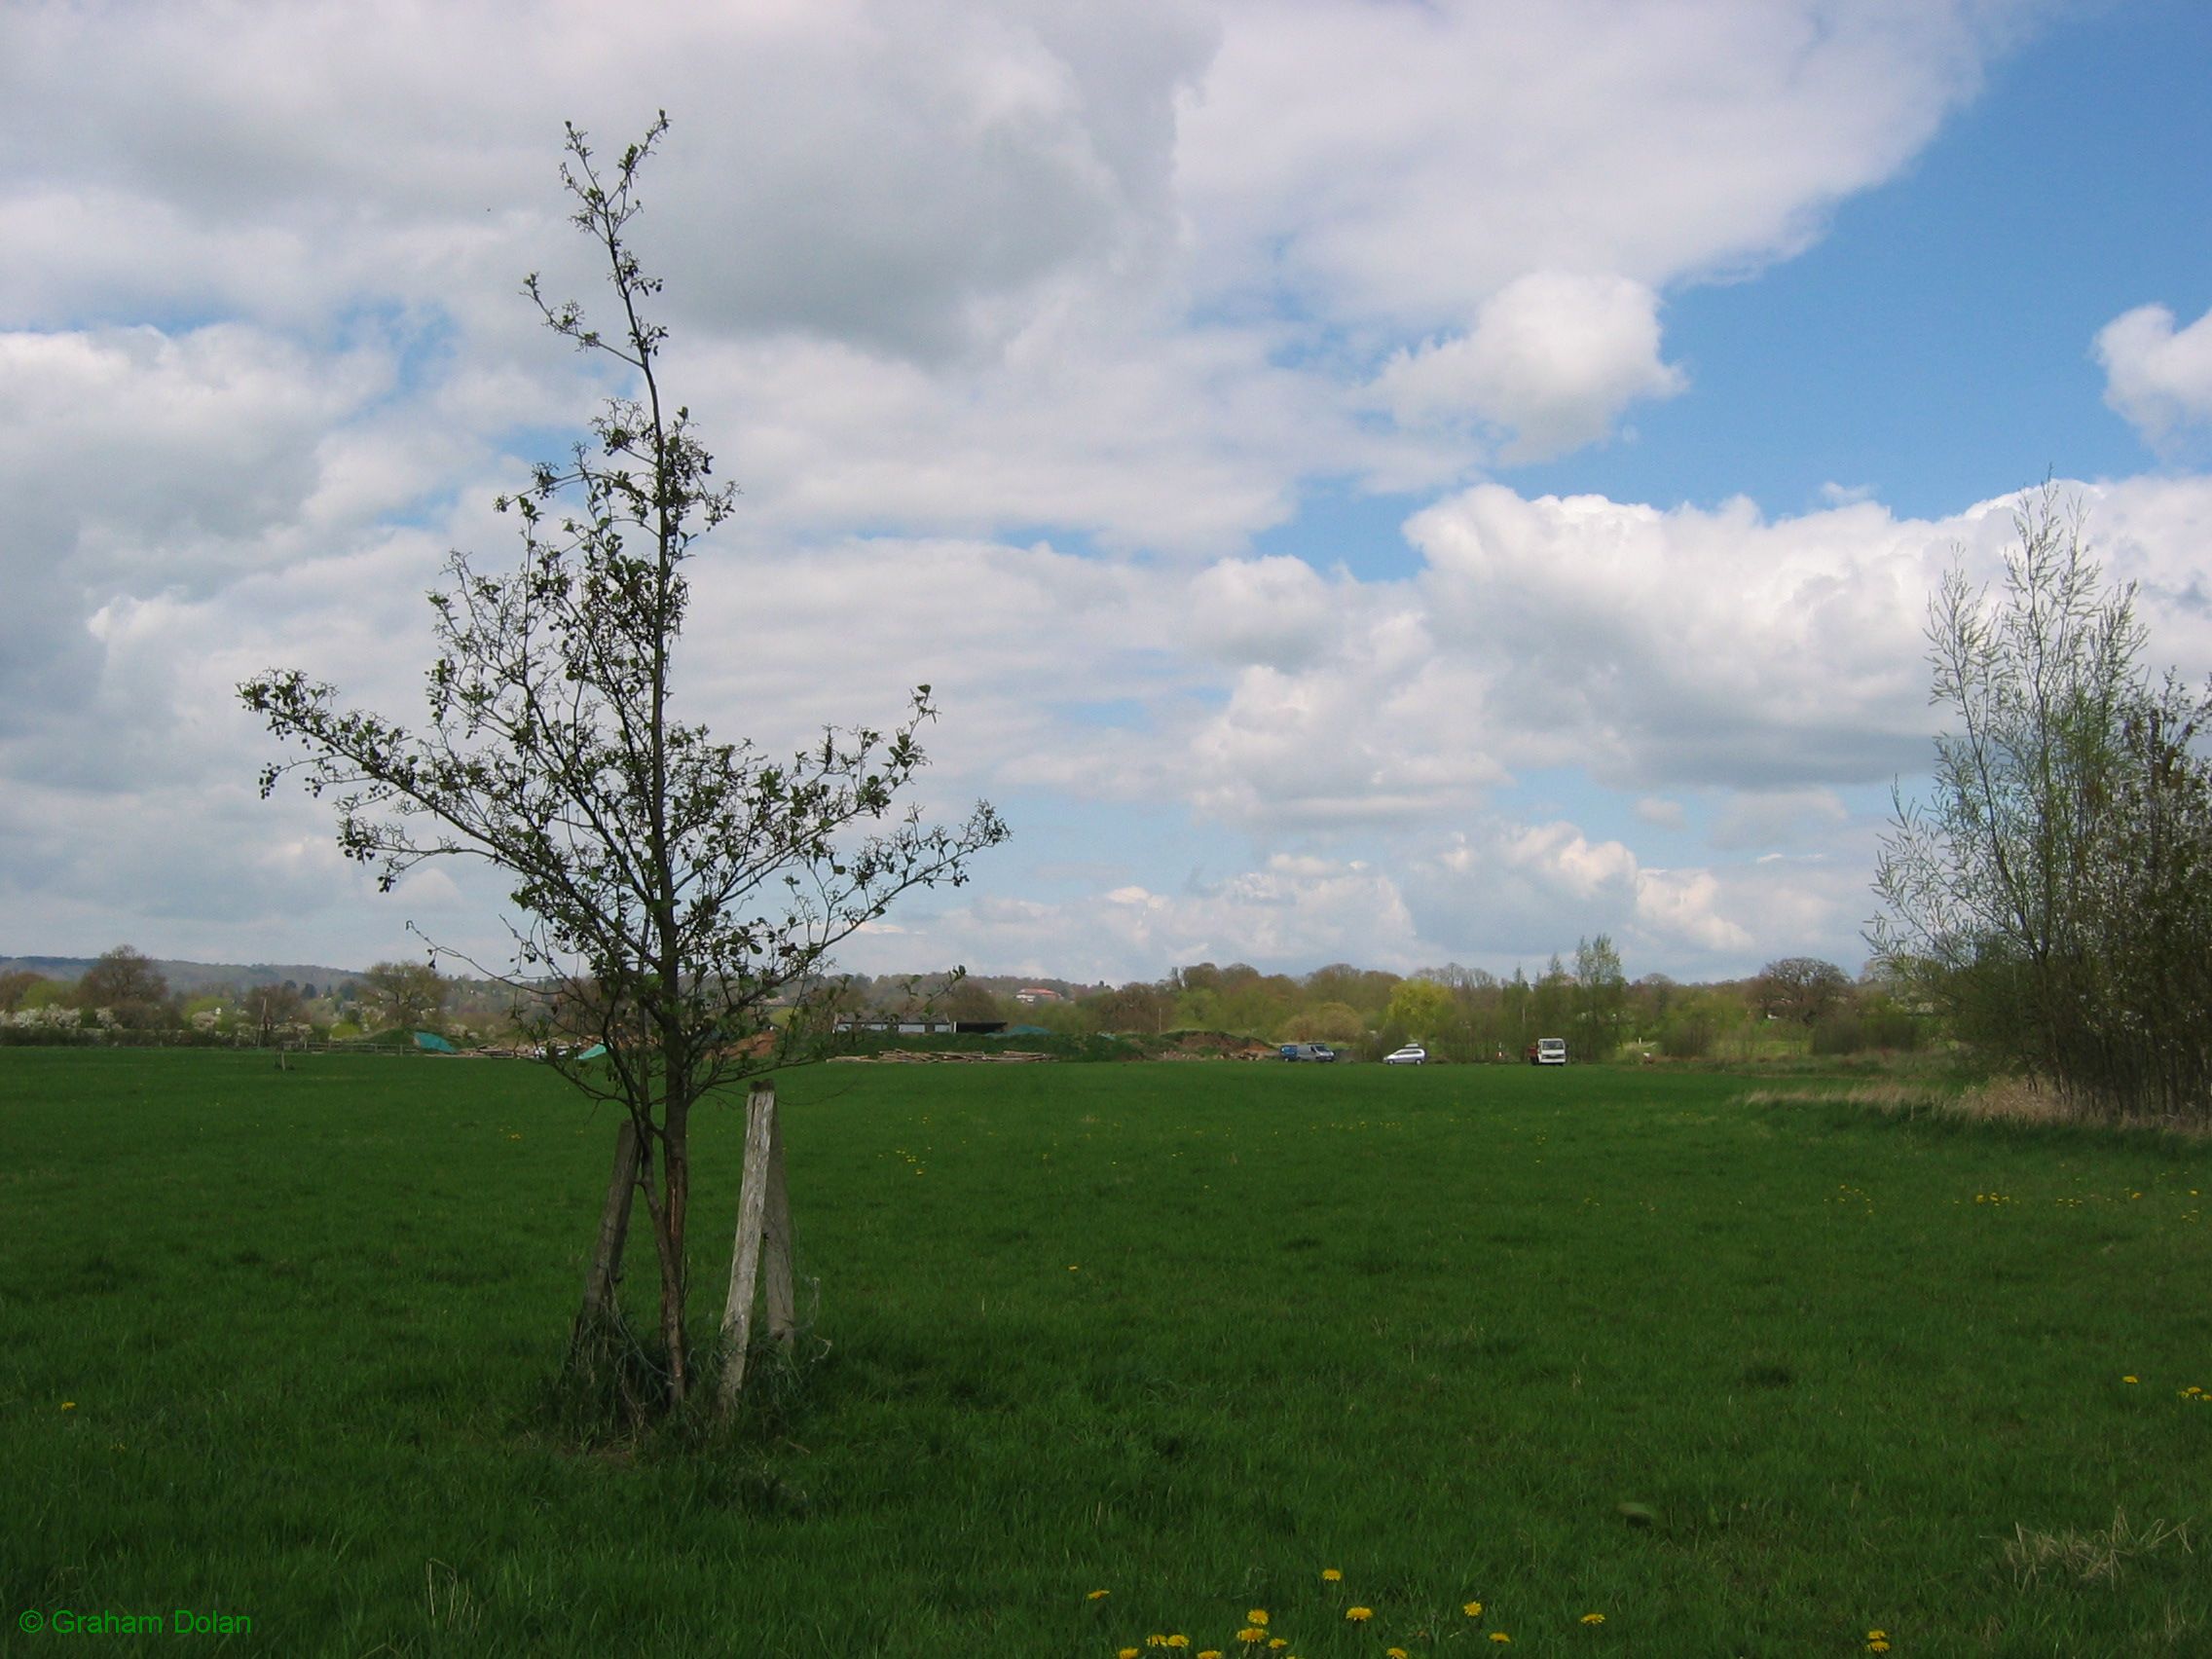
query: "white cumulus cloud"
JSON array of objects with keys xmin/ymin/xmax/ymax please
[
  {"xmin": 0, "ymin": 0, "xmax": 2154, "ymax": 986},
  {"xmin": 1372, "ymin": 273, "xmax": 1685, "ymax": 461},
  {"xmin": 2098, "ymin": 301, "xmax": 2212, "ymax": 445}
]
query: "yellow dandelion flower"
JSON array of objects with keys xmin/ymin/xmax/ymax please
[
  {"xmin": 2123, "ymin": 1375, "xmax": 2139, "ymax": 1383},
  {"xmin": 1321, "ymin": 1568, "xmax": 1343, "ymax": 1582},
  {"xmin": 1088, "ymin": 1589, "xmax": 1111, "ymax": 1601},
  {"xmin": 1866, "ymin": 1632, "xmax": 1887, "ymax": 1642},
  {"xmin": 1346, "ymin": 1606, "xmax": 1373, "ymax": 1622},
  {"xmin": 1490, "ymin": 1636, "xmax": 1512, "ymax": 1646},
  {"xmin": 1268, "ymin": 1644, "xmax": 1286, "ymax": 1653},
  {"xmin": 1237, "ymin": 1631, "xmax": 1266, "ymax": 1646},
  {"xmin": 1167, "ymin": 1638, "xmax": 1190, "ymax": 1650},
  {"xmin": 1247, "ymin": 1610, "xmax": 1270, "ymax": 1627},
  {"xmin": 60, "ymin": 1401, "xmax": 77, "ymax": 1411},
  {"xmin": 1200, "ymin": 1652, "xmax": 1222, "ymax": 1659},
  {"xmin": 1581, "ymin": 1612, "xmax": 1605, "ymax": 1624},
  {"xmin": 1120, "ymin": 1650, "xmax": 1139, "ymax": 1658},
  {"xmin": 1148, "ymin": 1637, "xmax": 1169, "ymax": 1649},
  {"xmin": 1464, "ymin": 1601, "xmax": 1484, "ymax": 1617},
  {"xmin": 1388, "ymin": 1649, "xmax": 1409, "ymax": 1658},
  {"xmin": 1867, "ymin": 1644, "xmax": 1890, "ymax": 1655}
]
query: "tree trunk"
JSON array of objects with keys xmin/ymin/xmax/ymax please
[
  {"xmin": 658, "ymin": 1096, "xmax": 691, "ymax": 1407},
  {"xmin": 634, "ymin": 1130, "xmax": 688, "ymax": 1409}
]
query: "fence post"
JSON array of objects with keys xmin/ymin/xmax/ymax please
[
  {"xmin": 762, "ymin": 1098, "xmax": 795, "ymax": 1344},
  {"xmin": 718, "ymin": 1081, "xmax": 794, "ymax": 1409}
]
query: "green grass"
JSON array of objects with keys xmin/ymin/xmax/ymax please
[{"xmin": 2, "ymin": 1051, "xmax": 2207, "ymax": 1656}]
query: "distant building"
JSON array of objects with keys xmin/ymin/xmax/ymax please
[
  {"xmin": 1014, "ymin": 987, "xmax": 1062, "ymax": 1005},
  {"xmin": 833, "ymin": 1016, "xmax": 1009, "ymax": 1036}
]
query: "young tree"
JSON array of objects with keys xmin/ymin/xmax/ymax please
[
  {"xmin": 1093, "ymin": 980, "xmax": 1174, "ymax": 1034},
  {"xmin": 1571, "ymin": 935, "xmax": 1628, "ymax": 1059},
  {"xmin": 1219, "ymin": 971, "xmax": 1300, "ymax": 1037},
  {"xmin": 1277, "ymin": 1000, "xmax": 1365, "ymax": 1045},
  {"xmin": 1411, "ymin": 962, "xmax": 1505, "ymax": 1060},
  {"xmin": 241, "ymin": 118, "xmax": 1008, "ymax": 1414},
  {"xmin": 1656, "ymin": 985, "xmax": 1741, "ymax": 1059},
  {"xmin": 1383, "ymin": 977, "xmax": 1453, "ymax": 1043},
  {"xmin": 1500, "ymin": 966, "xmax": 1532, "ymax": 1051},
  {"xmin": 1751, "ymin": 957, "xmax": 1850, "ymax": 1025},
  {"xmin": 1871, "ymin": 486, "xmax": 2212, "ymax": 1124},
  {"xmin": 1530, "ymin": 953, "xmax": 1574, "ymax": 1037},
  {"xmin": 1630, "ymin": 972, "xmax": 1677, "ymax": 1037},
  {"xmin": 2080, "ymin": 691, "xmax": 2212, "ymax": 1112},
  {"xmin": 242, "ymin": 982, "xmax": 309, "ymax": 1046},
  {"xmin": 359, "ymin": 960, "xmax": 450, "ymax": 1032},
  {"xmin": 0, "ymin": 970, "xmax": 50, "ymax": 1014},
  {"xmin": 76, "ymin": 945, "xmax": 172, "ymax": 1029}
]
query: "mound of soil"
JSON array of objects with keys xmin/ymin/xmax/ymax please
[
  {"xmin": 828, "ymin": 1049, "xmax": 1057, "ymax": 1064},
  {"xmin": 1152, "ymin": 1030, "xmax": 1278, "ymax": 1060}
]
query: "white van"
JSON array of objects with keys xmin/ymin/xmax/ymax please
[{"xmin": 1531, "ymin": 1037, "xmax": 1567, "ymax": 1066}]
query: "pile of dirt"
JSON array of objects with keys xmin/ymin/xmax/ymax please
[
  {"xmin": 828, "ymin": 1049, "xmax": 1058, "ymax": 1064},
  {"xmin": 1152, "ymin": 1030, "xmax": 1278, "ymax": 1061}
]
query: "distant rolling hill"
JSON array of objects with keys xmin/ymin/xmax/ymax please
[{"xmin": 0, "ymin": 956, "xmax": 368, "ymax": 996}]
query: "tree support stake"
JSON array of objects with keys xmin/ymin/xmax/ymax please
[{"xmin": 718, "ymin": 1081, "xmax": 795, "ymax": 1410}]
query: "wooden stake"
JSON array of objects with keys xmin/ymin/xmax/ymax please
[
  {"xmin": 718, "ymin": 1081, "xmax": 795, "ymax": 1409},
  {"xmin": 761, "ymin": 1097, "xmax": 795, "ymax": 1344},
  {"xmin": 576, "ymin": 1117, "xmax": 640, "ymax": 1331}
]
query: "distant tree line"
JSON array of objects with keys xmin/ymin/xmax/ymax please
[
  {"xmin": 0, "ymin": 946, "xmax": 494, "ymax": 1047},
  {"xmin": 806, "ymin": 942, "xmax": 1929, "ymax": 1064},
  {"xmin": 1, "ymin": 946, "xmax": 183, "ymax": 1042},
  {"xmin": 5, "ymin": 942, "xmax": 1947, "ymax": 1063}
]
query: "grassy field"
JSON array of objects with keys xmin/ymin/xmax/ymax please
[{"xmin": 2, "ymin": 1051, "xmax": 2206, "ymax": 1657}]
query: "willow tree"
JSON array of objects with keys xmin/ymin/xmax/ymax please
[{"xmin": 242, "ymin": 118, "xmax": 1007, "ymax": 1414}]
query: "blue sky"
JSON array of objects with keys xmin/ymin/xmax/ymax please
[
  {"xmin": 4, "ymin": 0, "xmax": 2211, "ymax": 986},
  {"xmin": 1519, "ymin": 0, "xmax": 2212, "ymax": 517}
]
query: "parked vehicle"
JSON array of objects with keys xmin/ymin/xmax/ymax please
[
  {"xmin": 1382, "ymin": 1044, "xmax": 1427, "ymax": 1065},
  {"xmin": 1529, "ymin": 1037, "xmax": 1567, "ymax": 1066},
  {"xmin": 1279, "ymin": 1043, "xmax": 1338, "ymax": 1062}
]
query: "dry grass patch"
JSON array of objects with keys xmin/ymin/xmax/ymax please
[
  {"xmin": 1741, "ymin": 1083, "xmax": 1948, "ymax": 1115},
  {"xmin": 1963, "ymin": 1076, "xmax": 2212, "ymax": 1135},
  {"xmin": 2003, "ymin": 1509, "xmax": 2193, "ymax": 1587},
  {"xmin": 1951, "ymin": 1075, "xmax": 2084, "ymax": 1126},
  {"xmin": 1745, "ymin": 1076, "xmax": 2211, "ymax": 1135}
]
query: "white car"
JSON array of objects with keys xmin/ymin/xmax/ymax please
[{"xmin": 1382, "ymin": 1044, "xmax": 1427, "ymax": 1065}]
